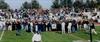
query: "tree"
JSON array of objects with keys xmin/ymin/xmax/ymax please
[
  {"xmin": 84, "ymin": 0, "xmax": 97, "ymax": 9},
  {"xmin": 31, "ymin": 0, "xmax": 41, "ymax": 9},
  {"xmin": 73, "ymin": 1, "xmax": 83, "ymax": 8},
  {"xmin": 51, "ymin": 0, "xmax": 61, "ymax": 8},
  {"xmin": 22, "ymin": 1, "xmax": 31, "ymax": 9},
  {"xmin": 60, "ymin": 0, "xmax": 73, "ymax": 8},
  {"xmin": 0, "ymin": 0, "xmax": 9, "ymax": 9},
  {"xmin": 22, "ymin": 0, "xmax": 41, "ymax": 9},
  {"xmin": 96, "ymin": 0, "xmax": 100, "ymax": 8},
  {"xmin": 67, "ymin": 0, "xmax": 73, "ymax": 7},
  {"xmin": 60, "ymin": 0, "xmax": 67, "ymax": 7}
]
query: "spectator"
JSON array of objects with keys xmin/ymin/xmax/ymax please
[
  {"xmin": 61, "ymin": 21, "xmax": 65, "ymax": 34},
  {"xmin": 68, "ymin": 20, "xmax": 72, "ymax": 33},
  {"xmin": 89, "ymin": 20, "xmax": 97, "ymax": 35},
  {"xmin": 15, "ymin": 20, "xmax": 21, "ymax": 36}
]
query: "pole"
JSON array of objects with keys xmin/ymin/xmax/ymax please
[{"xmin": 90, "ymin": 26, "xmax": 93, "ymax": 42}]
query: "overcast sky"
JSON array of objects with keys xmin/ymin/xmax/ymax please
[{"xmin": 5, "ymin": 0, "xmax": 53, "ymax": 9}]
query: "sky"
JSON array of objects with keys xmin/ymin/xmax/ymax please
[{"xmin": 4, "ymin": 0, "xmax": 53, "ymax": 9}]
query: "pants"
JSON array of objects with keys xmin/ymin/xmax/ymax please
[
  {"xmin": 62, "ymin": 29, "xmax": 65, "ymax": 34},
  {"xmin": 92, "ymin": 29, "xmax": 97, "ymax": 34},
  {"xmin": 30, "ymin": 25, "xmax": 33, "ymax": 33},
  {"xmin": 68, "ymin": 27, "xmax": 71, "ymax": 33},
  {"xmin": 46, "ymin": 26, "xmax": 51, "ymax": 31},
  {"xmin": 25, "ymin": 25, "xmax": 28, "ymax": 31},
  {"xmin": 23, "ymin": 25, "xmax": 28, "ymax": 30},
  {"xmin": 8, "ymin": 26, "xmax": 12, "ymax": 31},
  {"xmin": 84, "ymin": 24, "xmax": 89, "ymax": 32},
  {"xmin": 71, "ymin": 26, "xmax": 75, "ymax": 32},
  {"xmin": 16, "ymin": 29, "xmax": 21, "ymax": 35},
  {"xmin": 78, "ymin": 25, "xmax": 81, "ymax": 30}
]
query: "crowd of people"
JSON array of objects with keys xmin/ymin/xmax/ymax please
[{"xmin": 0, "ymin": 7, "xmax": 100, "ymax": 36}]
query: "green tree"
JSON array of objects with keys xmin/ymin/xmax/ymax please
[
  {"xmin": 73, "ymin": 1, "xmax": 83, "ymax": 8},
  {"xmin": 31, "ymin": 0, "xmax": 41, "ymax": 9},
  {"xmin": 67, "ymin": 0, "xmax": 72, "ymax": 7},
  {"xmin": 22, "ymin": 1, "xmax": 31, "ymax": 9},
  {"xmin": 85, "ymin": 0, "xmax": 97, "ymax": 9},
  {"xmin": 60, "ymin": 0, "xmax": 72, "ymax": 8},
  {"xmin": 60, "ymin": 0, "xmax": 67, "ymax": 7},
  {"xmin": 51, "ymin": 0, "xmax": 61, "ymax": 8},
  {"xmin": 96, "ymin": 0, "xmax": 100, "ymax": 8},
  {"xmin": 0, "ymin": 0, "xmax": 9, "ymax": 9}
]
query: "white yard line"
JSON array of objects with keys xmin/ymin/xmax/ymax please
[{"xmin": 0, "ymin": 28, "xmax": 5, "ymax": 41}]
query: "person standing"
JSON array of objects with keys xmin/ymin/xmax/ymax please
[
  {"xmin": 61, "ymin": 21, "xmax": 65, "ymax": 34},
  {"xmin": 46, "ymin": 21, "xmax": 51, "ymax": 31},
  {"xmin": 15, "ymin": 20, "xmax": 21, "ymax": 36},
  {"xmin": 72, "ymin": 20, "xmax": 77, "ymax": 32},
  {"xmin": 30, "ymin": 21, "xmax": 33, "ymax": 33},
  {"xmin": 83, "ymin": 20, "xmax": 89, "ymax": 33},
  {"xmin": 89, "ymin": 20, "xmax": 97, "ymax": 35},
  {"xmin": 65, "ymin": 20, "xmax": 68, "ymax": 33},
  {"xmin": 37, "ymin": 21, "xmax": 42, "ymax": 32},
  {"xmin": 68, "ymin": 21, "xmax": 72, "ymax": 33},
  {"xmin": 12, "ymin": 21, "xmax": 16, "ymax": 31},
  {"xmin": 57, "ymin": 21, "xmax": 61, "ymax": 31},
  {"xmin": 26, "ymin": 22, "xmax": 31, "ymax": 32},
  {"xmin": 5, "ymin": 21, "xmax": 11, "ymax": 30}
]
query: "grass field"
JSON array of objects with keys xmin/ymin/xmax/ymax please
[{"xmin": 0, "ymin": 26, "xmax": 100, "ymax": 42}]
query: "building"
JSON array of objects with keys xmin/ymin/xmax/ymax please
[{"xmin": 72, "ymin": 0, "xmax": 97, "ymax": 3}]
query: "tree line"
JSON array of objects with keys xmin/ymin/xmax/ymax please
[{"xmin": 0, "ymin": 0, "xmax": 100, "ymax": 9}]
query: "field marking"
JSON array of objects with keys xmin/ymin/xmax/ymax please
[
  {"xmin": 70, "ymin": 34, "xmax": 85, "ymax": 40},
  {"xmin": 0, "ymin": 28, "xmax": 5, "ymax": 41},
  {"xmin": 69, "ymin": 34, "xmax": 90, "ymax": 42}
]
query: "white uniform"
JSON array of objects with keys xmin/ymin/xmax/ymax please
[
  {"xmin": 32, "ymin": 33, "xmax": 41, "ymax": 42},
  {"xmin": 61, "ymin": 22, "xmax": 65, "ymax": 34},
  {"xmin": 84, "ymin": 24, "xmax": 89, "ymax": 32},
  {"xmin": 68, "ymin": 23, "xmax": 72, "ymax": 33}
]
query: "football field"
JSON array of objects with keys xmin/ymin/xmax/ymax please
[{"xmin": 0, "ymin": 26, "xmax": 100, "ymax": 42}]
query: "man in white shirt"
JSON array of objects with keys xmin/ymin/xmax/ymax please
[
  {"xmin": 32, "ymin": 32, "xmax": 41, "ymax": 42},
  {"xmin": 61, "ymin": 21, "xmax": 65, "ymax": 34}
]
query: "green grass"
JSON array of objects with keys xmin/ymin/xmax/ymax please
[
  {"xmin": 0, "ymin": 31, "xmax": 1, "ymax": 35},
  {"xmin": 0, "ymin": 26, "xmax": 100, "ymax": 42},
  {"xmin": 0, "ymin": 31, "xmax": 33, "ymax": 42}
]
